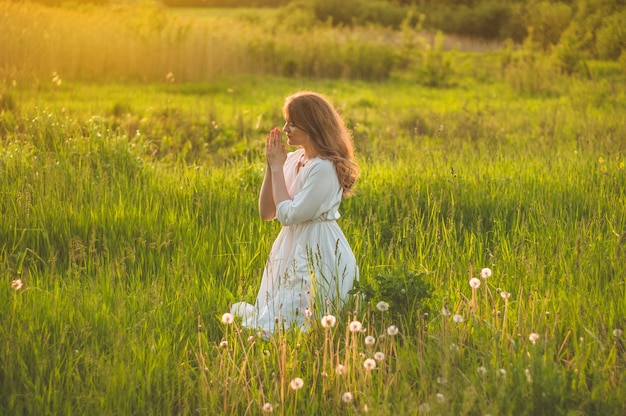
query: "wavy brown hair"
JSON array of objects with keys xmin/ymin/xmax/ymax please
[{"xmin": 283, "ymin": 91, "xmax": 359, "ymax": 197}]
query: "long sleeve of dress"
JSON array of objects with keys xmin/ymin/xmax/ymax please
[{"xmin": 275, "ymin": 160, "xmax": 341, "ymax": 226}]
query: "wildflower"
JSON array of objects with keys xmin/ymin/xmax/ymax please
[
  {"xmin": 376, "ymin": 301, "xmax": 390, "ymax": 312},
  {"xmin": 529, "ymin": 333, "xmax": 540, "ymax": 344},
  {"xmin": 453, "ymin": 314, "xmax": 464, "ymax": 323},
  {"xmin": 477, "ymin": 366, "xmax": 487, "ymax": 376},
  {"xmin": 349, "ymin": 320, "xmax": 362, "ymax": 332},
  {"xmin": 436, "ymin": 393, "xmax": 445, "ymax": 403},
  {"xmin": 219, "ymin": 340, "xmax": 228, "ymax": 348},
  {"xmin": 524, "ymin": 368, "xmax": 533, "ymax": 383},
  {"xmin": 341, "ymin": 392, "xmax": 353, "ymax": 403},
  {"xmin": 364, "ymin": 335, "xmax": 376, "ymax": 346},
  {"xmin": 613, "ymin": 329, "xmax": 623, "ymax": 338},
  {"xmin": 221, "ymin": 313, "xmax": 234, "ymax": 325},
  {"xmin": 500, "ymin": 291, "xmax": 511, "ymax": 300},
  {"xmin": 321, "ymin": 314, "xmax": 337, "ymax": 328},
  {"xmin": 469, "ymin": 278, "xmax": 481, "ymax": 289},
  {"xmin": 304, "ymin": 308, "xmax": 313, "ymax": 318},
  {"xmin": 262, "ymin": 402, "xmax": 273, "ymax": 413},
  {"xmin": 289, "ymin": 377, "xmax": 304, "ymax": 390},
  {"xmin": 335, "ymin": 364, "xmax": 347, "ymax": 376},
  {"xmin": 11, "ymin": 279, "xmax": 23, "ymax": 291},
  {"xmin": 387, "ymin": 325, "xmax": 399, "ymax": 336},
  {"xmin": 363, "ymin": 358, "xmax": 376, "ymax": 370},
  {"xmin": 374, "ymin": 351, "xmax": 385, "ymax": 361},
  {"xmin": 480, "ymin": 268, "xmax": 492, "ymax": 278}
]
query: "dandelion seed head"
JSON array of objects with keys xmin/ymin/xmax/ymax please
[
  {"xmin": 436, "ymin": 393, "xmax": 445, "ymax": 403},
  {"xmin": 364, "ymin": 335, "xmax": 376, "ymax": 346},
  {"xmin": 219, "ymin": 340, "xmax": 228, "ymax": 348},
  {"xmin": 221, "ymin": 313, "xmax": 234, "ymax": 325},
  {"xmin": 321, "ymin": 314, "xmax": 337, "ymax": 328},
  {"xmin": 387, "ymin": 325, "xmax": 399, "ymax": 336},
  {"xmin": 304, "ymin": 308, "xmax": 313, "ymax": 318},
  {"xmin": 363, "ymin": 358, "xmax": 376, "ymax": 370},
  {"xmin": 376, "ymin": 301, "xmax": 390, "ymax": 312},
  {"xmin": 469, "ymin": 278, "xmax": 481, "ymax": 289},
  {"xmin": 524, "ymin": 368, "xmax": 533, "ymax": 383},
  {"xmin": 341, "ymin": 392, "xmax": 353, "ymax": 403},
  {"xmin": 349, "ymin": 320, "xmax": 362, "ymax": 332},
  {"xmin": 418, "ymin": 402, "xmax": 430, "ymax": 413},
  {"xmin": 449, "ymin": 343, "xmax": 459, "ymax": 351},
  {"xmin": 374, "ymin": 351, "xmax": 385, "ymax": 361},
  {"xmin": 480, "ymin": 268, "xmax": 492, "ymax": 278},
  {"xmin": 613, "ymin": 328, "xmax": 623, "ymax": 338},
  {"xmin": 11, "ymin": 279, "xmax": 23, "ymax": 291},
  {"xmin": 436, "ymin": 376, "xmax": 447, "ymax": 384},
  {"xmin": 335, "ymin": 364, "xmax": 347, "ymax": 376},
  {"xmin": 453, "ymin": 314, "xmax": 464, "ymax": 323},
  {"xmin": 499, "ymin": 368, "xmax": 507, "ymax": 378},
  {"xmin": 289, "ymin": 377, "xmax": 304, "ymax": 390},
  {"xmin": 262, "ymin": 402, "xmax": 273, "ymax": 413},
  {"xmin": 529, "ymin": 332, "xmax": 540, "ymax": 344},
  {"xmin": 477, "ymin": 366, "xmax": 487, "ymax": 376},
  {"xmin": 500, "ymin": 291, "xmax": 511, "ymax": 300}
]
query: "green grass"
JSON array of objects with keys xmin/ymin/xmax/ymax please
[{"xmin": 1, "ymin": 72, "xmax": 625, "ymax": 415}]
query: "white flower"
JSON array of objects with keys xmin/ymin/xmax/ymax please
[
  {"xmin": 341, "ymin": 392, "xmax": 353, "ymax": 403},
  {"xmin": 219, "ymin": 340, "xmax": 228, "ymax": 348},
  {"xmin": 387, "ymin": 325, "xmax": 399, "ymax": 336},
  {"xmin": 289, "ymin": 377, "xmax": 304, "ymax": 390},
  {"xmin": 349, "ymin": 320, "xmax": 362, "ymax": 332},
  {"xmin": 11, "ymin": 279, "xmax": 23, "ymax": 291},
  {"xmin": 363, "ymin": 358, "xmax": 376, "ymax": 370},
  {"xmin": 477, "ymin": 366, "xmax": 487, "ymax": 375},
  {"xmin": 364, "ymin": 335, "xmax": 376, "ymax": 346},
  {"xmin": 436, "ymin": 393, "xmax": 445, "ymax": 403},
  {"xmin": 262, "ymin": 402, "xmax": 273, "ymax": 413},
  {"xmin": 480, "ymin": 268, "xmax": 492, "ymax": 278},
  {"xmin": 376, "ymin": 301, "xmax": 390, "ymax": 312},
  {"xmin": 499, "ymin": 368, "xmax": 507, "ymax": 378},
  {"xmin": 529, "ymin": 333, "xmax": 540, "ymax": 344},
  {"xmin": 321, "ymin": 314, "xmax": 337, "ymax": 328},
  {"xmin": 613, "ymin": 328, "xmax": 623, "ymax": 338},
  {"xmin": 500, "ymin": 291, "xmax": 511, "ymax": 300},
  {"xmin": 335, "ymin": 364, "xmax": 347, "ymax": 376},
  {"xmin": 453, "ymin": 314, "xmax": 464, "ymax": 323},
  {"xmin": 221, "ymin": 313, "xmax": 234, "ymax": 325},
  {"xmin": 524, "ymin": 368, "xmax": 533, "ymax": 383},
  {"xmin": 304, "ymin": 308, "xmax": 313, "ymax": 318},
  {"xmin": 469, "ymin": 278, "xmax": 481, "ymax": 289},
  {"xmin": 418, "ymin": 402, "xmax": 430, "ymax": 413},
  {"xmin": 374, "ymin": 351, "xmax": 385, "ymax": 361}
]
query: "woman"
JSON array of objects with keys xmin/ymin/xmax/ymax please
[{"xmin": 231, "ymin": 91, "xmax": 359, "ymax": 334}]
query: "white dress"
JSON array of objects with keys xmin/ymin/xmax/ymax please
[{"xmin": 231, "ymin": 149, "xmax": 358, "ymax": 333}]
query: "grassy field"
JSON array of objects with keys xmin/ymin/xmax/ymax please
[{"xmin": 2, "ymin": 2, "xmax": 626, "ymax": 416}]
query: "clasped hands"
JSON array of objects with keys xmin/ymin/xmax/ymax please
[{"xmin": 265, "ymin": 127, "xmax": 286, "ymax": 171}]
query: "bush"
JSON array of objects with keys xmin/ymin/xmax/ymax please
[
  {"xmin": 309, "ymin": 0, "xmax": 406, "ymax": 28},
  {"xmin": 595, "ymin": 10, "xmax": 626, "ymax": 60}
]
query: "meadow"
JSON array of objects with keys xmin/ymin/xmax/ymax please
[{"xmin": 1, "ymin": 2, "xmax": 626, "ymax": 415}]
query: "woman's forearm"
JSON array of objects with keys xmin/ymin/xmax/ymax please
[
  {"xmin": 258, "ymin": 167, "xmax": 276, "ymax": 221},
  {"xmin": 270, "ymin": 167, "xmax": 291, "ymax": 209}
]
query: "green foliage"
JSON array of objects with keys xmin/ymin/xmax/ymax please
[
  {"xmin": 350, "ymin": 268, "xmax": 433, "ymax": 321},
  {"xmin": 595, "ymin": 10, "xmax": 626, "ymax": 60},
  {"xmin": 308, "ymin": 0, "xmax": 407, "ymax": 28}
]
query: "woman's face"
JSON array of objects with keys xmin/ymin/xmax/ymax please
[{"xmin": 283, "ymin": 120, "xmax": 310, "ymax": 148}]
